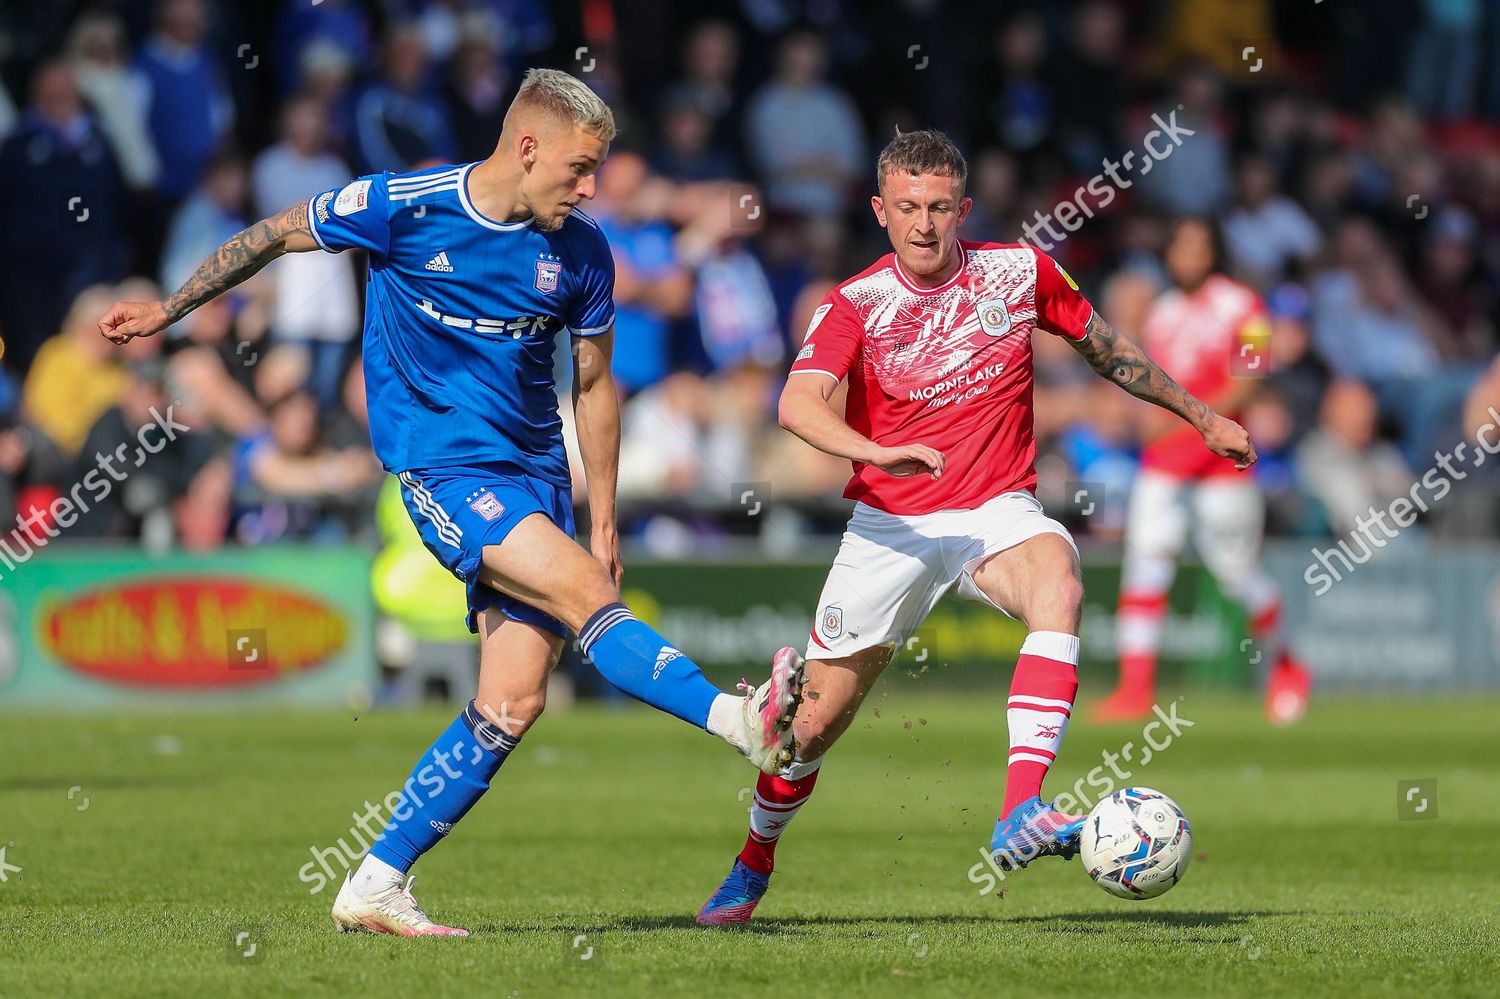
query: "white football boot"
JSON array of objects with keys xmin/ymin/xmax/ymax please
[
  {"xmin": 331, "ymin": 872, "xmax": 469, "ymax": 937},
  {"xmin": 730, "ymin": 647, "xmax": 806, "ymax": 775}
]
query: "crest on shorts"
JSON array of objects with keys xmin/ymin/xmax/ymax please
[
  {"xmin": 534, "ymin": 260, "xmax": 561, "ymax": 294},
  {"xmin": 977, "ymin": 298, "xmax": 1013, "ymax": 338},
  {"xmin": 469, "ymin": 491, "xmax": 505, "ymax": 521},
  {"xmin": 819, "ymin": 605, "xmax": 844, "ymax": 640}
]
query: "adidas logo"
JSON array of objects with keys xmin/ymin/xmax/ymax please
[
  {"xmin": 425, "ymin": 251, "xmax": 454, "ymax": 272},
  {"xmin": 652, "ymin": 645, "xmax": 683, "ymax": 680}
]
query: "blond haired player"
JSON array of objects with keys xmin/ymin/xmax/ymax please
[{"xmin": 100, "ymin": 69, "xmax": 803, "ymax": 938}]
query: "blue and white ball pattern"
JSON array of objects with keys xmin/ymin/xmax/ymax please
[{"xmin": 1080, "ymin": 787, "xmax": 1192, "ymax": 899}]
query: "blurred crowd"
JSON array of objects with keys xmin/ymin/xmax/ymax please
[{"xmin": 2, "ymin": 0, "xmax": 1499, "ymax": 555}]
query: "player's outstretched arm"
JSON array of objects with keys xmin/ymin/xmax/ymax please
[
  {"xmin": 98, "ymin": 201, "xmax": 320, "ymax": 344},
  {"xmin": 779, "ymin": 373, "xmax": 945, "ymax": 478},
  {"xmin": 572, "ymin": 331, "xmax": 623, "ymax": 585},
  {"xmin": 1070, "ymin": 313, "xmax": 1257, "ymax": 470}
]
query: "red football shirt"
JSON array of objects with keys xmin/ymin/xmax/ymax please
[
  {"xmin": 790, "ymin": 241, "xmax": 1095, "ymax": 515},
  {"xmin": 1139, "ymin": 274, "xmax": 1266, "ymax": 479}
]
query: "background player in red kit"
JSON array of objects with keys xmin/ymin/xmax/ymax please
[
  {"xmin": 696, "ymin": 131, "xmax": 1257, "ymax": 925},
  {"xmin": 1093, "ymin": 218, "xmax": 1313, "ymax": 726}
]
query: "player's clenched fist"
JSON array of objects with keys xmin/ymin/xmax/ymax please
[
  {"xmin": 98, "ymin": 300, "xmax": 170, "ymax": 344},
  {"xmin": 868, "ymin": 443, "xmax": 945, "ymax": 479},
  {"xmin": 1200, "ymin": 414, "xmax": 1257, "ymax": 470}
]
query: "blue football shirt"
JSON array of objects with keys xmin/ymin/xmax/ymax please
[{"xmin": 306, "ymin": 162, "xmax": 615, "ymax": 484}]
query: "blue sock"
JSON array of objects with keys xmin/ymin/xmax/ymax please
[
  {"xmin": 370, "ymin": 700, "xmax": 519, "ymax": 872},
  {"xmin": 577, "ymin": 603, "xmax": 719, "ymax": 728}
]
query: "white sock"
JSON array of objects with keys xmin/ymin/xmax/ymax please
[
  {"xmin": 706, "ymin": 692, "xmax": 746, "ymax": 750},
  {"xmin": 350, "ymin": 853, "xmax": 405, "ymax": 896}
]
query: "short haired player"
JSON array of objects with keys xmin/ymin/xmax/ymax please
[
  {"xmin": 1092, "ymin": 216, "xmax": 1311, "ymax": 725},
  {"xmin": 98, "ymin": 69, "xmax": 804, "ymax": 937},
  {"xmin": 696, "ymin": 131, "xmax": 1255, "ymax": 925}
]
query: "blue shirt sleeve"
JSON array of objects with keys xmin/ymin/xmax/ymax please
[
  {"xmin": 306, "ymin": 173, "xmax": 391, "ymax": 258},
  {"xmin": 566, "ymin": 224, "xmax": 616, "ymax": 336}
]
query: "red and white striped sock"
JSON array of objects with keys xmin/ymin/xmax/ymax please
[
  {"xmin": 1002, "ymin": 631, "xmax": 1081, "ymax": 816},
  {"xmin": 1115, "ymin": 588, "xmax": 1169, "ymax": 695},
  {"xmin": 1241, "ymin": 572, "xmax": 1286, "ymax": 668},
  {"xmin": 737, "ymin": 759, "xmax": 822, "ymax": 875}
]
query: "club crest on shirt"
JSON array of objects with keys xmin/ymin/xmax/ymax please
[
  {"xmin": 534, "ymin": 260, "xmax": 561, "ymax": 294},
  {"xmin": 820, "ymin": 605, "xmax": 843, "ymax": 639},
  {"xmin": 977, "ymin": 297, "xmax": 1013, "ymax": 338},
  {"xmin": 469, "ymin": 491, "xmax": 505, "ymax": 521}
]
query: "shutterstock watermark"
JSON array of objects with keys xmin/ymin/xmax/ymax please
[
  {"xmin": 297, "ymin": 699, "xmax": 524, "ymax": 894},
  {"xmin": 967, "ymin": 700, "xmax": 1195, "ymax": 896},
  {"xmin": 1016, "ymin": 108, "xmax": 1197, "ymax": 253},
  {"xmin": 1304, "ymin": 406, "xmax": 1500, "ymax": 596},
  {"xmin": 0, "ymin": 404, "xmax": 190, "ymax": 579}
]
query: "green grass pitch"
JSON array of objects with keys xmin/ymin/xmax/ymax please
[{"xmin": 1, "ymin": 693, "xmax": 1496, "ymax": 997}]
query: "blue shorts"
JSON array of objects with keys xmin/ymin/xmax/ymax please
[{"xmin": 397, "ymin": 462, "xmax": 574, "ymax": 636}]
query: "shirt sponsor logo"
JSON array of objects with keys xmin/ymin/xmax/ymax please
[
  {"xmin": 797, "ymin": 343, "xmax": 815, "ymax": 361},
  {"xmin": 977, "ymin": 298, "xmax": 1013, "ymax": 337},
  {"xmin": 333, "ymin": 179, "xmax": 372, "ymax": 216},
  {"xmin": 413, "ymin": 300, "xmax": 555, "ymax": 339},
  {"xmin": 908, "ymin": 362, "xmax": 1006, "ymax": 401},
  {"xmin": 313, "ymin": 191, "xmax": 334, "ymax": 225},
  {"xmin": 469, "ymin": 491, "xmax": 505, "ymax": 521},
  {"xmin": 534, "ymin": 260, "xmax": 561, "ymax": 294}
]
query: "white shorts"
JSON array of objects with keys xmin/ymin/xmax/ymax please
[
  {"xmin": 1122, "ymin": 469, "xmax": 1267, "ymax": 596},
  {"xmin": 806, "ymin": 490, "xmax": 1077, "ymax": 661}
]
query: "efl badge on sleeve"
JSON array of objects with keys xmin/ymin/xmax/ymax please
[
  {"xmin": 1054, "ymin": 260, "xmax": 1081, "ymax": 290},
  {"xmin": 977, "ymin": 298, "xmax": 1013, "ymax": 338},
  {"xmin": 803, "ymin": 302, "xmax": 833, "ymax": 342},
  {"xmin": 333, "ymin": 179, "xmax": 371, "ymax": 216},
  {"xmin": 534, "ymin": 260, "xmax": 561, "ymax": 294}
]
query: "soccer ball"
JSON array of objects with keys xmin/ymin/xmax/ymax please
[{"xmin": 1079, "ymin": 787, "xmax": 1192, "ymax": 899}]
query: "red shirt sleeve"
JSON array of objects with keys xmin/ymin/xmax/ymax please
[
  {"xmin": 1031, "ymin": 248, "xmax": 1095, "ymax": 341},
  {"xmin": 789, "ymin": 290, "xmax": 862, "ymax": 382}
]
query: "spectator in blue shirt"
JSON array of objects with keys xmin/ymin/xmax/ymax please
[
  {"xmin": 591, "ymin": 153, "xmax": 694, "ymax": 393},
  {"xmin": 0, "ymin": 60, "xmax": 127, "ymax": 372},
  {"xmin": 135, "ymin": 0, "xmax": 234, "ymax": 202},
  {"xmin": 273, "ymin": 0, "xmax": 374, "ymax": 94},
  {"xmin": 351, "ymin": 24, "xmax": 455, "ymax": 174},
  {"xmin": 159, "ymin": 150, "xmax": 249, "ymax": 302},
  {"xmin": 651, "ymin": 94, "xmax": 740, "ymax": 183}
]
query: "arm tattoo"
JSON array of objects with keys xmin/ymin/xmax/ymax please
[
  {"xmin": 163, "ymin": 202, "xmax": 312, "ymax": 322},
  {"xmin": 1070, "ymin": 313, "xmax": 1212, "ymax": 430}
]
